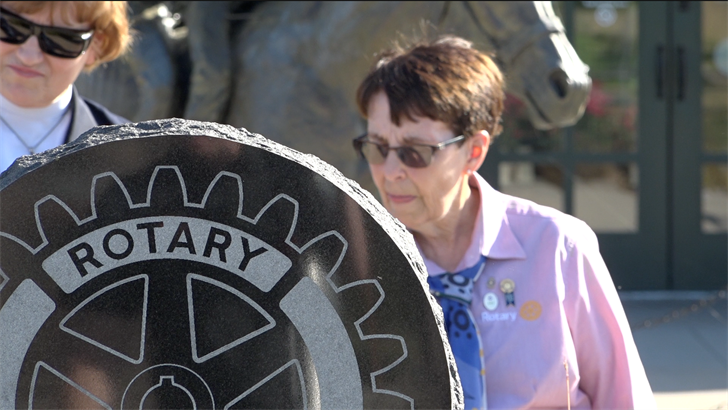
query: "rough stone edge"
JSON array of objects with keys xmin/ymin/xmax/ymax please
[{"xmin": 0, "ymin": 118, "xmax": 463, "ymax": 409}]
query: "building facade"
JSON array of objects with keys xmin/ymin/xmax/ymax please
[{"xmin": 481, "ymin": 1, "xmax": 727, "ymax": 290}]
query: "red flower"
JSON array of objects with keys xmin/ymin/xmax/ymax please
[
  {"xmin": 621, "ymin": 105, "xmax": 637, "ymax": 131},
  {"xmin": 504, "ymin": 93, "xmax": 526, "ymax": 116},
  {"xmin": 585, "ymin": 81, "xmax": 611, "ymax": 118}
]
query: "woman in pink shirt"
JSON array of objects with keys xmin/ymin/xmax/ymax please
[{"xmin": 352, "ymin": 35, "xmax": 655, "ymax": 409}]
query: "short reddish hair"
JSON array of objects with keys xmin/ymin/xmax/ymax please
[
  {"xmin": 1, "ymin": 1, "xmax": 132, "ymax": 70},
  {"xmin": 356, "ymin": 35, "xmax": 505, "ymax": 138}
]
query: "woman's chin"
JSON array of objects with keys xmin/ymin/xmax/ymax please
[
  {"xmin": 385, "ymin": 201, "xmax": 413, "ymax": 216},
  {"xmin": 388, "ymin": 209, "xmax": 423, "ymax": 231},
  {"xmin": 382, "ymin": 197, "xmax": 425, "ymax": 228}
]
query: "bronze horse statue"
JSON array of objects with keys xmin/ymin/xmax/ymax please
[{"xmin": 76, "ymin": 1, "xmax": 591, "ymax": 191}]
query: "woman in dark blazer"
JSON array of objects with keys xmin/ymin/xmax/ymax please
[{"xmin": 0, "ymin": 1, "xmax": 132, "ymax": 171}]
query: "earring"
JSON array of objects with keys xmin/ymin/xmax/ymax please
[{"xmin": 471, "ymin": 145, "xmax": 482, "ymax": 159}]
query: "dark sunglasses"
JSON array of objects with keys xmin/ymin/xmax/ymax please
[
  {"xmin": 353, "ymin": 134, "xmax": 465, "ymax": 168},
  {"xmin": 0, "ymin": 7, "xmax": 93, "ymax": 58}
]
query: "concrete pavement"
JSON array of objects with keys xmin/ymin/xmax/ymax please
[{"xmin": 620, "ymin": 291, "xmax": 728, "ymax": 409}]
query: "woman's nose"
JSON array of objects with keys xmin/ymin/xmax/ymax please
[
  {"xmin": 381, "ymin": 149, "xmax": 406, "ymax": 180},
  {"xmin": 15, "ymin": 35, "xmax": 44, "ymax": 65}
]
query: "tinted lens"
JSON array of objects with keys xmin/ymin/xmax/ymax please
[
  {"xmin": 360, "ymin": 142, "xmax": 387, "ymax": 165},
  {"xmin": 39, "ymin": 29, "xmax": 88, "ymax": 58},
  {"xmin": 354, "ymin": 137, "xmax": 436, "ymax": 168},
  {"xmin": 0, "ymin": 8, "xmax": 91, "ymax": 58},
  {"xmin": 0, "ymin": 14, "xmax": 32, "ymax": 43},
  {"xmin": 396, "ymin": 146, "xmax": 431, "ymax": 168}
]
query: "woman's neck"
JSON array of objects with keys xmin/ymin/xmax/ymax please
[
  {"xmin": 413, "ymin": 175, "xmax": 480, "ymax": 272},
  {"xmin": 0, "ymin": 86, "xmax": 72, "ymax": 120}
]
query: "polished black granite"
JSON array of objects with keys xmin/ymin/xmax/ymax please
[{"xmin": 0, "ymin": 119, "xmax": 460, "ymax": 410}]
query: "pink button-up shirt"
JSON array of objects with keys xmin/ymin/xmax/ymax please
[{"xmin": 420, "ymin": 173, "xmax": 655, "ymax": 409}]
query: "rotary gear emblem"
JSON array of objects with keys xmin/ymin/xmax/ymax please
[{"xmin": 0, "ymin": 166, "xmax": 415, "ymax": 409}]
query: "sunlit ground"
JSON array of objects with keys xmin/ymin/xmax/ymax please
[
  {"xmin": 621, "ymin": 295, "xmax": 727, "ymax": 410},
  {"xmin": 654, "ymin": 390, "xmax": 727, "ymax": 410}
]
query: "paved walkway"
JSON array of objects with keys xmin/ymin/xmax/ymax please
[{"xmin": 620, "ymin": 291, "xmax": 728, "ymax": 409}]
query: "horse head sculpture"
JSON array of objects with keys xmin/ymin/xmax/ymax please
[
  {"xmin": 76, "ymin": 1, "xmax": 592, "ymax": 190},
  {"xmin": 458, "ymin": 1, "xmax": 591, "ymax": 129}
]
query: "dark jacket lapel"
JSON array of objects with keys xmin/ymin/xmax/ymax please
[{"xmin": 65, "ymin": 87, "xmax": 99, "ymax": 143}]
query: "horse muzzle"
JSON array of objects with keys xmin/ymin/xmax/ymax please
[{"xmin": 508, "ymin": 32, "xmax": 593, "ymax": 131}]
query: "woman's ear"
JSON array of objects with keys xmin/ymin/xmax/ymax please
[
  {"xmin": 83, "ymin": 35, "xmax": 102, "ymax": 70},
  {"xmin": 466, "ymin": 130, "xmax": 490, "ymax": 173}
]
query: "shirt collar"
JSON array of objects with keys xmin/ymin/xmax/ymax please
[
  {"xmin": 472, "ymin": 172, "xmax": 527, "ymax": 261},
  {"xmin": 420, "ymin": 172, "xmax": 527, "ymax": 276}
]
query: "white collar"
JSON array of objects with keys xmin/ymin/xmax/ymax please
[
  {"xmin": 0, "ymin": 87, "xmax": 73, "ymax": 147},
  {"xmin": 0, "ymin": 86, "xmax": 72, "ymax": 120}
]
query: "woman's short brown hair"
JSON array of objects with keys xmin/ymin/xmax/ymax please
[
  {"xmin": 356, "ymin": 35, "xmax": 505, "ymax": 139},
  {"xmin": 1, "ymin": 1, "xmax": 132, "ymax": 70}
]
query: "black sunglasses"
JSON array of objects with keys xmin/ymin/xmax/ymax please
[
  {"xmin": 0, "ymin": 7, "xmax": 93, "ymax": 58},
  {"xmin": 353, "ymin": 134, "xmax": 466, "ymax": 168}
]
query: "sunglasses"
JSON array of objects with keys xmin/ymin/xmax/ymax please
[
  {"xmin": 353, "ymin": 134, "xmax": 465, "ymax": 168},
  {"xmin": 0, "ymin": 7, "xmax": 93, "ymax": 58}
]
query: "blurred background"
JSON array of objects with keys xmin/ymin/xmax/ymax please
[
  {"xmin": 74, "ymin": 1, "xmax": 727, "ymax": 407},
  {"xmin": 77, "ymin": 1, "xmax": 727, "ymax": 293},
  {"xmin": 491, "ymin": 1, "xmax": 727, "ymax": 293}
]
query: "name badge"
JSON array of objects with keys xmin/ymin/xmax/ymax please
[{"xmin": 483, "ymin": 292, "xmax": 498, "ymax": 311}]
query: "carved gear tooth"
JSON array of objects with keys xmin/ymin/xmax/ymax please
[
  {"xmin": 0, "ymin": 266, "xmax": 7, "ymax": 293},
  {"xmin": 34, "ymin": 197, "xmax": 84, "ymax": 247},
  {"xmin": 336, "ymin": 273, "xmax": 413, "ymax": 407},
  {"xmin": 146, "ymin": 166, "xmax": 188, "ymax": 211},
  {"xmin": 90, "ymin": 173, "xmax": 135, "ymax": 217},
  {"xmin": 0, "ymin": 227, "xmax": 39, "ymax": 257},
  {"xmin": 0, "ymin": 235, "xmax": 27, "ymax": 261},
  {"xmin": 335, "ymin": 282, "xmax": 385, "ymax": 327},
  {"xmin": 299, "ymin": 232, "xmax": 346, "ymax": 285},
  {"xmin": 306, "ymin": 230, "xmax": 414, "ymax": 407},
  {"xmin": 250, "ymin": 194, "xmax": 298, "ymax": 244},
  {"xmin": 200, "ymin": 172, "xmax": 244, "ymax": 217},
  {"xmin": 356, "ymin": 336, "xmax": 407, "ymax": 383}
]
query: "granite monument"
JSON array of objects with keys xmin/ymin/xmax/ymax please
[{"xmin": 0, "ymin": 119, "xmax": 461, "ymax": 409}]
